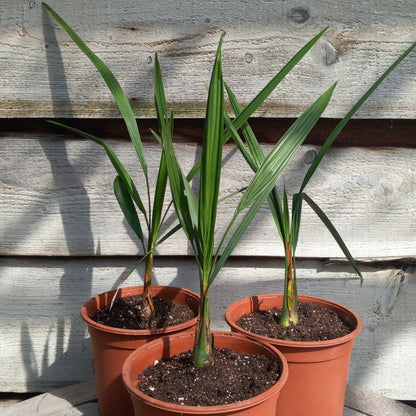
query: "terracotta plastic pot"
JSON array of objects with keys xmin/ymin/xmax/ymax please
[
  {"xmin": 122, "ymin": 331, "xmax": 288, "ymax": 416},
  {"xmin": 81, "ymin": 285, "xmax": 200, "ymax": 416},
  {"xmin": 225, "ymin": 294, "xmax": 362, "ymax": 416}
]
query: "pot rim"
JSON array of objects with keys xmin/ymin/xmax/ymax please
[
  {"xmin": 122, "ymin": 330, "xmax": 289, "ymax": 414},
  {"xmin": 225, "ymin": 294, "xmax": 362, "ymax": 349},
  {"xmin": 80, "ymin": 285, "xmax": 200, "ymax": 336}
]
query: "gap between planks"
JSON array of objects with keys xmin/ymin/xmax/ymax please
[{"xmin": 2, "ymin": 380, "xmax": 416, "ymax": 416}]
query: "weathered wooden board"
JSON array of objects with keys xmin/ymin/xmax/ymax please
[
  {"xmin": 2, "ymin": 0, "xmax": 416, "ymax": 404},
  {"xmin": 1, "ymin": 135, "xmax": 415, "ymax": 259},
  {"xmin": 0, "ymin": 257, "xmax": 415, "ymax": 399},
  {"xmin": 2, "ymin": 1, "xmax": 416, "ymax": 118}
]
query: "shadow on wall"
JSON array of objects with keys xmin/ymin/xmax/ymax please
[
  {"xmin": 18, "ymin": 0, "xmax": 416, "ymax": 397},
  {"xmin": 19, "ymin": 5, "xmax": 205, "ymax": 390},
  {"xmin": 19, "ymin": 7, "xmax": 95, "ymax": 390}
]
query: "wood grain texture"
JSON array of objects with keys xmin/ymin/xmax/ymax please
[
  {"xmin": 0, "ymin": 257, "xmax": 415, "ymax": 398},
  {"xmin": 8, "ymin": 380, "xmax": 415, "ymax": 416},
  {"xmin": 1, "ymin": 134, "xmax": 415, "ymax": 259},
  {"xmin": 2, "ymin": 0, "xmax": 416, "ymax": 118},
  {"xmin": 2, "ymin": 380, "xmax": 97, "ymax": 416},
  {"xmin": 345, "ymin": 385, "xmax": 416, "ymax": 416},
  {"xmin": 2, "ymin": 0, "xmax": 416, "ymax": 402}
]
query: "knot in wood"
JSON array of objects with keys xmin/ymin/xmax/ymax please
[
  {"xmin": 245, "ymin": 53, "xmax": 254, "ymax": 64},
  {"xmin": 289, "ymin": 8, "xmax": 310, "ymax": 24}
]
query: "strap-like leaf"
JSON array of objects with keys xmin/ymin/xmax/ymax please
[
  {"xmin": 290, "ymin": 192, "xmax": 304, "ymax": 253},
  {"xmin": 152, "ymin": 54, "xmax": 200, "ymax": 252},
  {"xmin": 299, "ymin": 38, "xmax": 416, "ymax": 194},
  {"xmin": 238, "ymin": 83, "xmax": 337, "ymax": 213},
  {"xmin": 46, "ymin": 120, "xmax": 148, "ymax": 220},
  {"xmin": 151, "ymin": 153, "xmax": 168, "ymax": 239},
  {"xmin": 225, "ymin": 84, "xmax": 286, "ymax": 240},
  {"xmin": 302, "ymin": 193, "xmax": 362, "ymax": 279},
  {"xmin": 151, "ymin": 54, "xmax": 170, "ymax": 240},
  {"xmin": 113, "ymin": 176, "xmax": 145, "ymax": 248},
  {"xmin": 267, "ymin": 186, "xmax": 286, "ymax": 242},
  {"xmin": 199, "ymin": 35, "xmax": 224, "ymax": 273},
  {"xmin": 185, "ymin": 28, "xmax": 328, "ymax": 182},
  {"xmin": 155, "ymin": 223, "xmax": 182, "ymax": 248},
  {"xmin": 211, "ymin": 84, "xmax": 336, "ymax": 284},
  {"xmin": 225, "ymin": 82, "xmax": 265, "ymax": 169},
  {"xmin": 158, "ymin": 122, "xmax": 199, "ymax": 248},
  {"xmin": 282, "ymin": 189, "xmax": 290, "ymax": 243},
  {"xmin": 210, "ymin": 197, "xmax": 263, "ymax": 283},
  {"xmin": 224, "ymin": 27, "xmax": 328, "ymax": 140},
  {"xmin": 43, "ymin": 2, "xmax": 148, "ymax": 178}
]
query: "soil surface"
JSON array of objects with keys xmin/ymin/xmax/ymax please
[
  {"xmin": 138, "ymin": 346, "xmax": 281, "ymax": 406},
  {"xmin": 91, "ymin": 294, "xmax": 196, "ymax": 330},
  {"xmin": 236, "ymin": 301, "xmax": 352, "ymax": 341}
]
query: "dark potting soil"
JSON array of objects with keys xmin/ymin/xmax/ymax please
[
  {"xmin": 236, "ymin": 301, "xmax": 352, "ymax": 341},
  {"xmin": 138, "ymin": 346, "xmax": 281, "ymax": 406},
  {"xmin": 91, "ymin": 294, "xmax": 196, "ymax": 330}
]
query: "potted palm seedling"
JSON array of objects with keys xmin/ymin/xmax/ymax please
[
  {"xmin": 122, "ymin": 32, "xmax": 338, "ymax": 415},
  {"xmin": 225, "ymin": 36, "xmax": 416, "ymax": 416},
  {"xmin": 43, "ymin": 4, "xmax": 200, "ymax": 416}
]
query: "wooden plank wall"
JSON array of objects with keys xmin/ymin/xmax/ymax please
[{"xmin": 1, "ymin": 0, "xmax": 415, "ymax": 400}]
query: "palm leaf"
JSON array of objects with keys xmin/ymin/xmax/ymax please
[
  {"xmin": 238, "ymin": 83, "xmax": 337, "ymax": 213},
  {"xmin": 157, "ymin": 127, "xmax": 199, "ymax": 250},
  {"xmin": 43, "ymin": 2, "xmax": 148, "ymax": 177},
  {"xmin": 185, "ymin": 27, "xmax": 328, "ymax": 182},
  {"xmin": 198, "ymin": 35, "xmax": 224, "ymax": 273},
  {"xmin": 225, "ymin": 82, "xmax": 265, "ymax": 169},
  {"xmin": 302, "ymin": 193, "xmax": 362, "ymax": 278},
  {"xmin": 151, "ymin": 54, "xmax": 171, "ymax": 240},
  {"xmin": 113, "ymin": 176, "xmax": 144, "ymax": 248},
  {"xmin": 210, "ymin": 196, "xmax": 265, "ymax": 283},
  {"xmin": 299, "ymin": 38, "xmax": 416, "ymax": 194},
  {"xmin": 152, "ymin": 55, "xmax": 199, "ymax": 251},
  {"xmin": 282, "ymin": 189, "xmax": 291, "ymax": 243},
  {"xmin": 45, "ymin": 120, "xmax": 147, "ymax": 219},
  {"xmin": 290, "ymin": 192, "xmax": 303, "ymax": 253},
  {"xmin": 225, "ymin": 83, "xmax": 286, "ymax": 240},
  {"xmin": 150, "ymin": 153, "xmax": 168, "ymax": 241},
  {"xmin": 210, "ymin": 84, "xmax": 336, "ymax": 283},
  {"xmin": 224, "ymin": 27, "xmax": 329, "ymax": 140}
]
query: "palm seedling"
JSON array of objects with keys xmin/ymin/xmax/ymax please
[
  {"xmin": 43, "ymin": 2, "xmax": 181, "ymax": 322},
  {"xmin": 226, "ymin": 35, "xmax": 416, "ymax": 326},
  {"xmin": 156, "ymin": 32, "xmax": 337, "ymax": 367}
]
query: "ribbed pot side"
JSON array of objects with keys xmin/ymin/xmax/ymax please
[
  {"xmin": 225, "ymin": 294, "xmax": 362, "ymax": 416},
  {"xmin": 81, "ymin": 285, "xmax": 200, "ymax": 416},
  {"xmin": 122, "ymin": 331, "xmax": 289, "ymax": 416}
]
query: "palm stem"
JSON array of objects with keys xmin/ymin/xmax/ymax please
[
  {"xmin": 141, "ymin": 249, "xmax": 155, "ymax": 320},
  {"xmin": 280, "ymin": 241, "xmax": 298, "ymax": 326},
  {"xmin": 193, "ymin": 285, "xmax": 213, "ymax": 367}
]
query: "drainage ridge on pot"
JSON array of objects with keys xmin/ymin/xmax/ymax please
[
  {"xmin": 122, "ymin": 331, "xmax": 289, "ymax": 416},
  {"xmin": 81, "ymin": 285, "xmax": 200, "ymax": 416},
  {"xmin": 225, "ymin": 294, "xmax": 362, "ymax": 416}
]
